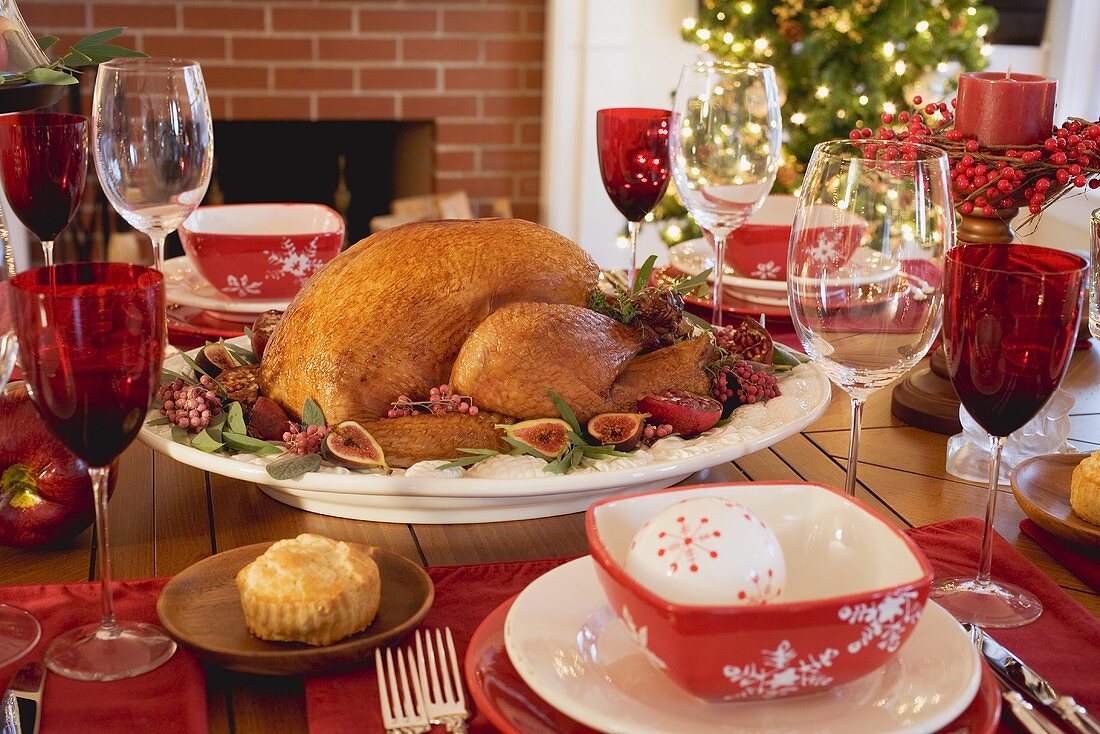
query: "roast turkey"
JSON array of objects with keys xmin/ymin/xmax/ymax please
[{"xmin": 259, "ymin": 218, "xmax": 715, "ymax": 467}]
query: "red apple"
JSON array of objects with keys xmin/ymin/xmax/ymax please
[{"xmin": 0, "ymin": 384, "xmax": 117, "ymax": 548}]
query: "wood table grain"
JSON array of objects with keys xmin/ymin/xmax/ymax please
[{"xmin": 2, "ymin": 349, "xmax": 1098, "ymax": 733}]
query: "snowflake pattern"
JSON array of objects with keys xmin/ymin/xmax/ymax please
[
  {"xmin": 638, "ymin": 511, "xmax": 722, "ymax": 575},
  {"xmin": 722, "ymin": 640, "xmax": 839, "ymax": 699},
  {"xmin": 750, "ymin": 260, "xmax": 781, "ymax": 280},
  {"xmin": 806, "ymin": 230, "xmax": 844, "ymax": 263},
  {"xmin": 620, "ymin": 605, "xmax": 667, "ymax": 670},
  {"xmin": 264, "ymin": 236, "xmax": 325, "ymax": 284},
  {"xmin": 222, "ymin": 274, "xmax": 263, "ymax": 297},
  {"xmin": 838, "ymin": 589, "xmax": 923, "ymax": 654}
]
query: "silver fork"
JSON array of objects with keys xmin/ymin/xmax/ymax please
[
  {"xmin": 375, "ymin": 645, "xmax": 430, "ymax": 734},
  {"xmin": 417, "ymin": 628, "xmax": 469, "ymax": 733}
]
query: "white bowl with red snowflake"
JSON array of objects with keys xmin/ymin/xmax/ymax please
[
  {"xmin": 585, "ymin": 482, "xmax": 934, "ymax": 701},
  {"xmin": 179, "ymin": 203, "xmax": 344, "ymax": 301}
]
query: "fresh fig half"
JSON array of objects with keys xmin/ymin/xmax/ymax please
[
  {"xmin": 637, "ymin": 390, "xmax": 722, "ymax": 437},
  {"xmin": 586, "ymin": 413, "xmax": 646, "ymax": 452},
  {"xmin": 499, "ymin": 418, "xmax": 571, "ymax": 460},
  {"xmin": 250, "ymin": 310, "xmax": 283, "ymax": 361},
  {"xmin": 195, "ymin": 341, "xmax": 239, "ymax": 377},
  {"xmin": 323, "ymin": 420, "xmax": 387, "ymax": 470},
  {"xmin": 247, "ymin": 397, "xmax": 292, "ymax": 441}
]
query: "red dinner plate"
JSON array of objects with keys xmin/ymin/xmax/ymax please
[
  {"xmin": 651, "ymin": 264, "xmax": 791, "ymax": 321},
  {"xmin": 168, "ymin": 304, "xmax": 248, "ymax": 350},
  {"xmin": 465, "ymin": 596, "xmax": 1001, "ymax": 734}
]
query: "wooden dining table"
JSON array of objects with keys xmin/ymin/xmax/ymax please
[{"xmin": 1, "ymin": 347, "xmax": 1098, "ymax": 733}]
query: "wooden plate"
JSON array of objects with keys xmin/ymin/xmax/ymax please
[
  {"xmin": 156, "ymin": 542, "xmax": 433, "ymax": 675},
  {"xmin": 1011, "ymin": 453, "xmax": 1100, "ymax": 550}
]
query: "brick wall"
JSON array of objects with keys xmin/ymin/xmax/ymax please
[{"xmin": 19, "ymin": 0, "xmax": 545, "ymax": 220}]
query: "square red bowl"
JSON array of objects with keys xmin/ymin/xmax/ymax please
[
  {"xmin": 179, "ymin": 203, "xmax": 344, "ymax": 300},
  {"xmin": 585, "ymin": 482, "xmax": 934, "ymax": 701}
]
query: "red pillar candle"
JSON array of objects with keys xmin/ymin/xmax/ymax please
[{"xmin": 953, "ymin": 71, "xmax": 1057, "ymax": 146}]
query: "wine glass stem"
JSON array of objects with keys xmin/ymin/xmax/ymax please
[
  {"xmin": 41, "ymin": 240, "xmax": 54, "ymax": 268},
  {"xmin": 976, "ymin": 434, "xmax": 1007, "ymax": 588},
  {"xmin": 626, "ymin": 219, "xmax": 642, "ymax": 285},
  {"xmin": 844, "ymin": 396, "xmax": 865, "ymax": 497},
  {"xmin": 90, "ymin": 465, "xmax": 118, "ymax": 630},
  {"xmin": 151, "ymin": 235, "xmax": 166, "ymax": 272},
  {"xmin": 710, "ymin": 226, "xmax": 732, "ymax": 327}
]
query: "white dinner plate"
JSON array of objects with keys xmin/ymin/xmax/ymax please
[
  {"xmin": 138, "ymin": 339, "xmax": 831, "ymax": 524},
  {"xmin": 163, "ymin": 255, "xmax": 291, "ymax": 322},
  {"xmin": 504, "ymin": 557, "xmax": 981, "ymax": 734}
]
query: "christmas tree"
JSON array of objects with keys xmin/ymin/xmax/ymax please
[{"xmin": 655, "ymin": 0, "xmax": 997, "ymax": 244}]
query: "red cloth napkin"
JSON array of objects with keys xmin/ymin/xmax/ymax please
[
  {"xmin": 0, "ymin": 578, "xmax": 207, "ymax": 734},
  {"xmin": 305, "ymin": 518, "xmax": 1100, "ymax": 734},
  {"xmin": 1019, "ymin": 518, "xmax": 1100, "ymax": 593}
]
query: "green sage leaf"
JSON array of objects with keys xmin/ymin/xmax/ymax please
[
  {"xmin": 180, "ymin": 351, "xmax": 212, "ymax": 380},
  {"xmin": 632, "ymin": 255, "xmax": 658, "ymax": 294},
  {"xmin": 224, "ymin": 342, "xmax": 257, "ymax": 365},
  {"xmin": 683, "ymin": 311, "xmax": 713, "ymax": 332},
  {"xmin": 191, "ymin": 429, "xmax": 223, "ymax": 453},
  {"xmin": 24, "ymin": 68, "xmax": 77, "ymax": 86},
  {"xmin": 223, "ymin": 432, "xmax": 282, "ymax": 456},
  {"xmin": 145, "ymin": 416, "xmax": 170, "ymax": 426},
  {"xmin": 36, "ymin": 36, "xmax": 59, "ymax": 51},
  {"xmin": 265, "ymin": 452, "xmax": 322, "ymax": 480},
  {"xmin": 437, "ymin": 449, "xmax": 499, "ymax": 471},
  {"xmin": 547, "ymin": 390, "xmax": 582, "ymax": 435},
  {"xmin": 227, "ymin": 401, "xmax": 246, "ymax": 435},
  {"xmin": 773, "ymin": 342, "xmax": 809, "ymax": 366},
  {"xmin": 71, "ymin": 43, "xmax": 145, "ymax": 64},
  {"xmin": 171, "ymin": 426, "xmax": 190, "ymax": 445},
  {"xmin": 301, "ymin": 398, "xmax": 326, "ymax": 428}
]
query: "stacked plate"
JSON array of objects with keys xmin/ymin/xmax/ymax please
[{"xmin": 466, "ymin": 482, "xmax": 1003, "ymax": 734}]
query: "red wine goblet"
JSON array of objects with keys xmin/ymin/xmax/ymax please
[
  {"xmin": 0, "ymin": 113, "xmax": 89, "ymax": 267},
  {"xmin": 9, "ymin": 262, "xmax": 175, "ymax": 680},
  {"xmin": 932, "ymin": 243, "xmax": 1088, "ymax": 628},
  {"xmin": 596, "ymin": 108, "xmax": 671, "ymax": 284}
]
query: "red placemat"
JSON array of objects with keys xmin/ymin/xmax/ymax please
[
  {"xmin": 305, "ymin": 517, "xmax": 1100, "ymax": 734},
  {"xmin": 0, "ymin": 578, "xmax": 206, "ymax": 734},
  {"xmin": 1020, "ymin": 518, "xmax": 1100, "ymax": 593}
]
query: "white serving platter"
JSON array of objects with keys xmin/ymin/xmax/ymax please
[{"xmin": 138, "ymin": 338, "xmax": 831, "ymax": 523}]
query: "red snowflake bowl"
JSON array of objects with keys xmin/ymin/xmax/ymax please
[
  {"xmin": 716, "ymin": 194, "xmax": 797, "ymax": 281},
  {"xmin": 179, "ymin": 203, "xmax": 344, "ymax": 301},
  {"xmin": 585, "ymin": 482, "xmax": 934, "ymax": 701}
]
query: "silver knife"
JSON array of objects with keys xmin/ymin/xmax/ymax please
[
  {"xmin": 0, "ymin": 663, "xmax": 43, "ymax": 734},
  {"xmin": 978, "ymin": 629, "xmax": 1100, "ymax": 734}
]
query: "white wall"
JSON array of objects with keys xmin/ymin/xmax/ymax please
[
  {"xmin": 541, "ymin": 0, "xmax": 1098, "ymax": 265},
  {"xmin": 541, "ymin": 0, "xmax": 698, "ymax": 268}
]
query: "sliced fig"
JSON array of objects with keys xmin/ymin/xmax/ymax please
[
  {"xmin": 195, "ymin": 341, "xmax": 239, "ymax": 377},
  {"xmin": 637, "ymin": 390, "xmax": 722, "ymax": 437},
  {"xmin": 323, "ymin": 420, "xmax": 387, "ymax": 470},
  {"xmin": 250, "ymin": 310, "xmax": 283, "ymax": 361},
  {"xmin": 499, "ymin": 418, "xmax": 571, "ymax": 460},
  {"xmin": 587, "ymin": 413, "xmax": 646, "ymax": 452},
  {"xmin": 247, "ymin": 397, "xmax": 293, "ymax": 441}
]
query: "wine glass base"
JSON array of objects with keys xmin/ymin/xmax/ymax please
[
  {"xmin": 45, "ymin": 620, "xmax": 176, "ymax": 681},
  {"xmin": 0, "ymin": 604, "xmax": 42, "ymax": 668},
  {"xmin": 930, "ymin": 576, "xmax": 1042, "ymax": 628}
]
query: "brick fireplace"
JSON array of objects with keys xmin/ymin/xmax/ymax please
[{"xmin": 19, "ymin": 0, "xmax": 545, "ymax": 225}]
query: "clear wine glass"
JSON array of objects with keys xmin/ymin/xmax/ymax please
[
  {"xmin": 932, "ymin": 243, "xmax": 1088, "ymax": 628},
  {"xmin": 92, "ymin": 58, "xmax": 213, "ymax": 271},
  {"xmin": 669, "ymin": 61, "xmax": 782, "ymax": 325},
  {"xmin": 8, "ymin": 262, "xmax": 174, "ymax": 680},
  {"xmin": 596, "ymin": 108, "xmax": 672, "ymax": 284},
  {"xmin": 788, "ymin": 140, "xmax": 952, "ymax": 497},
  {"xmin": 0, "ymin": 112, "xmax": 89, "ymax": 267}
]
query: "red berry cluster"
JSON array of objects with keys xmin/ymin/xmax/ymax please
[
  {"xmin": 850, "ymin": 96, "xmax": 1100, "ymax": 216},
  {"xmin": 157, "ymin": 375, "xmax": 222, "ymax": 430},
  {"xmin": 642, "ymin": 422, "xmax": 675, "ymax": 443},
  {"xmin": 386, "ymin": 384, "xmax": 480, "ymax": 418},
  {"xmin": 713, "ymin": 360, "xmax": 781, "ymax": 406},
  {"xmin": 283, "ymin": 423, "xmax": 330, "ymax": 455}
]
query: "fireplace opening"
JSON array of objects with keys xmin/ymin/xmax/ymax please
[{"xmin": 159, "ymin": 119, "xmax": 434, "ymax": 258}]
